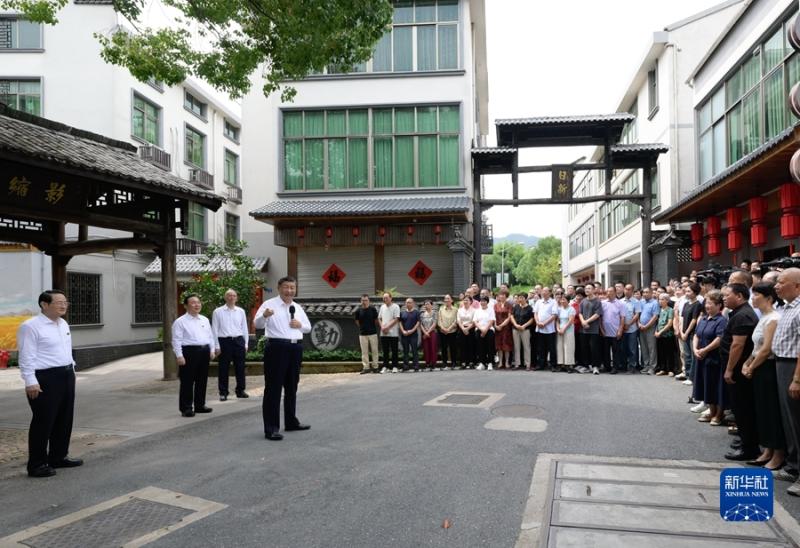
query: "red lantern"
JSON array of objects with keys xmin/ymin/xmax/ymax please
[
  {"xmin": 726, "ymin": 207, "xmax": 743, "ymax": 252},
  {"xmin": 434, "ymin": 224, "xmax": 442, "ymax": 245},
  {"xmin": 406, "ymin": 225, "xmax": 414, "ymax": 244},
  {"xmin": 690, "ymin": 222, "xmax": 703, "ymax": 262},
  {"xmin": 377, "ymin": 226, "xmax": 386, "ymax": 246},
  {"xmin": 296, "ymin": 227, "xmax": 305, "ymax": 246},
  {"xmin": 749, "ymin": 197, "xmax": 768, "ymax": 247},
  {"xmin": 325, "ymin": 227, "xmax": 333, "ymax": 238},
  {"xmin": 706, "ymin": 216, "xmax": 721, "ymax": 257},
  {"xmin": 352, "ymin": 226, "xmax": 360, "ymax": 241},
  {"xmin": 780, "ymin": 183, "xmax": 800, "ymax": 240}
]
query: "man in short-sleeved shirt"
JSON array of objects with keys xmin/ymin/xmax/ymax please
[
  {"xmin": 354, "ymin": 295, "xmax": 380, "ymax": 374},
  {"xmin": 601, "ymin": 288, "xmax": 625, "ymax": 373},
  {"xmin": 579, "ymin": 285, "xmax": 603, "ymax": 373},
  {"xmin": 621, "ymin": 284, "xmax": 641, "ymax": 372},
  {"xmin": 378, "ymin": 293, "xmax": 401, "ymax": 373}
]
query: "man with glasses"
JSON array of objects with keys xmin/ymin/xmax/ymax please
[{"xmin": 17, "ymin": 290, "xmax": 83, "ymax": 478}]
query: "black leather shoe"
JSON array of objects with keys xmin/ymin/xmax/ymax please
[
  {"xmin": 181, "ymin": 410, "xmax": 195, "ymax": 417},
  {"xmin": 285, "ymin": 423, "xmax": 311, "ymax": 431},
  {"xmin": 195, "ymin": 406, "xmax": 213, "ymax": 413},
  {"xmin": 220, "ymin": 395, "xmax": 228, "ymax": 401},
  {"xmin": 265, "ymin": 432, "xmax": 284, "ymax": 441},
  {"xmin": 725, "ymin": 449, "xmax": 760, "ymax": 461},
  {"xmin": 50, "ymin": 457, "xmax": 83, "ymax": 468},
  {"xmin": 28, "ymin": 465, "xmax": 56, "ymax": 478},
  {"xmin": 609, "ymin": 369, "xmax": 618, "ymax": 375},
  {"xmin": 236, "ymin": 391, "xmax": 249, "ymax": 399}
]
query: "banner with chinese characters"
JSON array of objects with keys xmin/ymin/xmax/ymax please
[
  {"xmin": 5, "ymin": 175, "xmax": 80, "ymax": 209},
  {"xmin": 551, "ymin": 165, "xmax": 574, "ymax": 201}
]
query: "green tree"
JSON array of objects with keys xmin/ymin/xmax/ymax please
[
  {"xmin": 182, "ymin": 240, "xmax": 263, "ymax": 318},
  {"xmin": 513, "ymin": 236, "xmax": 562, "ymax": 286},
  {"xmin": 482, "ymin": 242, "xmax": 525, "ymax": 286},
  {"xmin": 4, "ymin": 0, "xmax": 393, "ymax": 100}
]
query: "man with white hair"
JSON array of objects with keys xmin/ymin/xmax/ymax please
[{"xmin": 212, "ymin": 289, "xmax": 250, "ymax": 401}]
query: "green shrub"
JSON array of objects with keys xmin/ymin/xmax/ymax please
[{"xmin": 245, "ymin": 346, "xmax": 362, "ymax": 362}]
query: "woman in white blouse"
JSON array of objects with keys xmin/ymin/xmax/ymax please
[
  {"xmin": 473, "ymin": 296, "xmax": 496, "ymax": 371},
  {"xmin": 457, "ymin": 296, "xmax": 476, "ymax": 369}
]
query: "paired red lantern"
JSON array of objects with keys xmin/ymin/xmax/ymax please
[
  {"xmin": 690, "ymin": 222, "xmax": 704, "ymax": 262},
  {"xmin": 749, "ymin": 197, "xmax": 768, "ymax": 248},
  {"xmin": 377, "ymin": 226, "xmax": 386, "ymax": 246},
  {"xmin": 406, "ymin": 225, "xmax": 414, "ymax": 243},
  {"xmin": 780, "ymin": 183, "xmax": 800, "ymax": 240},
  {"xmin": 707, "ymin": 216, "xmax": 722, "ymax": 257},
  {"xmin": 352, "ymin": 226, "xmax": 360, "ymax": 241},
  {"xmin": 434, "ymin": 224, "xmax": 442, "ymax": 245},
  {"xmin": 726, "ymin": 207, "xmax": 743, "ymax": 252}
]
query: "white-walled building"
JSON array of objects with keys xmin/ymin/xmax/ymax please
[
  {"xmin": 561, "ymin": 0, "xmax": 743, "ymax": 288},
  {"xmin": 243, "ymin": 0, "xmax": 488, "ymax": 298},
  {"xmin": 0, "ymin": 0, "xmax": 241, "ymax": 363}
]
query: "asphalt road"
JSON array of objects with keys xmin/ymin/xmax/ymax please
[{"xmin": 2, "ymin": 369, "xmax": 798, "ymax": 547}]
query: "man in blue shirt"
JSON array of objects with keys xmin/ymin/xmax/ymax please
[
  {"xmin": 621, "ymin": 284, "xmax": 641, "ymax": 373},
  {"xmin": 637, "ymin": 287, "xmax": 660, "ymax": 374}
]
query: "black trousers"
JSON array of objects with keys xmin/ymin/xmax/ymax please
[
  {"xmin": 729, "ymin": 364, "xmax": 759, "ymax": 453},
  {"xmin": 263, "ymin": 340, "xmax": 302, "ymax": 434},
  {"xmin": 217, "ymin": 336, "xmax": 246, "ymax": 395},
  {"xmin": 574, "ymin": 332, "xmax": 585, "ymax": 366},
  {"xmin": 439, "ymin": 331, "xmax": 457, "ymax": 367},
  {"xmin": 179, "ymin": 345, "xmax": 209, "ymax": 412},
  {"xmin": 401, "ymin": 334, "xmax": 419, "ymax": 371},
  {"xmin": 602, "ymin": 336, "xmax": 624, "ymax": 371},
  {"xmin": 380, "ymin": 336, "xmax": 399, "ymax": 369},
  {"xmin": 27, "ymin": 366, "xmax": 75, "ymax": 472},
  {"xmin": 457, "ymin": 328, "xmax": 475, "ymax": 366},
  {"xmin": 537, "ymin": 332, "xmax": 557, "ymax": 369},
  {"xmin": 475, "ymin": 329, "xmax": 495, "ymax": 365},
  {"xmin": 582, "ymin": 333, "xmax": 602, "ymax": 368},
  {"xmin": 656, "ymin": 336, "xmax": 678, "ymax": 373}
]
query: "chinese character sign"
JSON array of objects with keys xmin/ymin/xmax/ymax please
[
  {"xmin": 6, "ymin": 176, "xmax": 74, "ymax": 207},
  {"xmin": 310, "ymin": 320, "xmax": 342, "ymax": 351},
  {"xmin": 551, "ymin": 166, "xmax": 574, "ymax": 201},
  {"xmin": 408, "ymin": 260, "xmax": 433, "ymax": 286},
  {"xmin": 322, "ymin": 264, "xmax": 346, "ymax": 289},
  {"xmin": 720, "ymin": 469, "xmax": 773, "ymax": 521}
]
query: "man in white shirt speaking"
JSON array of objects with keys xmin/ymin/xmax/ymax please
[
  {"xmin": 171, "ymin": 294, "xmax": 216, "ymax": 417},
  {"xmin": 17, "ymin": 290, "xmax": 83, "ymax": 478},
  {"xmin": 254, "ymin": 276, "xmax": 312, "ymax": 441},
  {"xmin": 212, "ymin": 289, "xmax": 250, "ymax": 401}
]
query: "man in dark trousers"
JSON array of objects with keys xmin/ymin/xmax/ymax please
[
  {"xmin": 254, "ymin": 276, "xmax": 312, "ymax": 440},
  {"xmin": 212, "ymin": 289, "xmax": 250, "ymax": 400},
  {"xmin": 172, "ymin": 294, "xmax": 217, "ymax": 417},
  {"xmin": 17, "ymin": 290, "xmax": 83, "ymax": 477}
]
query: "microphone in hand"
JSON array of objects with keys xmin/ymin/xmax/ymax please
[{"xmin": 289, "ymin": 305, "xmax": 295, "ymax": 320}]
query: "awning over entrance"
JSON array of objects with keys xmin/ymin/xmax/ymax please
[{"xmin": 495, "ymin": 113, "xmax": 635, "ymax": 147}]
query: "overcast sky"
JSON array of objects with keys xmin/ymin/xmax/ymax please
[{"xmin": 483, "ymin": 0, "xmax": 731, "ymax": 238}]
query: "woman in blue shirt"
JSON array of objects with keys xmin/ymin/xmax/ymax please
[{"xmin": 692, "ymin": 290, "xmax": 728, "ymax": 425}]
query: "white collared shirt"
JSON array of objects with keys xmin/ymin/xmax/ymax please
[
  {"xmin": 534, "ymin": 298, "xmax": 558, "ymax": 334},
  {"xmin": 253, "ymin": 296, "xmax": 312, "ymax": 340},
  {"xmin": 211, "ymin": 305, "xmax": 249, "ymax": 346},
  {"xmin": 171, "ymin": 313, "xmax": 216, "ymax": 358},
  {"xmin": 17, "ymin": 314, "xmax": 75, "ymax": 387}
]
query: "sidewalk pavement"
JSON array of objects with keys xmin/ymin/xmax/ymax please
[{"xmin": 0, "ymin": 353, "xmax": 355, "ymax": 475}]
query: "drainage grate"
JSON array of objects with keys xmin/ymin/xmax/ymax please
[
  {"xmin": 21, "ymin": 498, "xmax": 192, "ymax": 548},
  {"xmin": 440, "ymin": 394, "xmax": 490, "ymax": 405}
]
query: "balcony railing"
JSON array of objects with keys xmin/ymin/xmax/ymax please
[
  {"xmin": 481, "ymin": 223, "xmax": 494, "ymax": 254},
  {"xmin": 226, "ymin": 185, "xmax": 242, "ymax": 204},
  {"xmin": 138, "ymin": 145, "xmax": 171, "ymax": 171},
  {"xmin": 176, "ymin": 237, "xmax": 208, "ymax": 255},
  {"xmin": 189, "ymin": 168, "xmax": 214, "ymax": 190}
]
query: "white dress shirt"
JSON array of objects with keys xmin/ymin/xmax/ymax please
[
  {"xmin": 171, "ymin": 313, "xmax": 216, "ymax": 358},
  {"xmin": 534, "ymin": 298, "xmax": 558, "ymax": 334},
  {"xmin": 211, "ymin": 305, "xmax": 249, "ymax": 348},
  {"xmin": 473, "ymin": 306, "xmax": 496, "ymax": 330},
  {"xmin": 253, "ymin": 296, "xmax": 312, "ymax": 341},
  {"xmin": 17, "ymin": 314, "xmax": 75, "ymax": 387}
]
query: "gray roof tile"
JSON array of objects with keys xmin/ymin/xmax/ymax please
[
  {"xmin": 251, "ymin": 196, "xmax": 471, "ymax": 218},
  {"xmin": 144, "ymin": 255, "xmax": 268, "ymax": 275},
  {"xmin": 471, "ymin": 147, "xmax": 517, "ymax": 154},
  {"xmin": 611, "ymin": 143, "xmax": 669, "ymax": 153},
  {"xmin": 495, "ymin": 113, "xmax": 635, "ymax": 126}
]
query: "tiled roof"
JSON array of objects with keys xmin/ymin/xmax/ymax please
[
  {"xmin": 144, "ymin": 255, "xmax": 269, "ymax": 275},
  {"xmin": 301, "ymin": 301, "xmax": 446, "ymax": 316},
  {"xmin": 653, "ymin": 123, "xmax": 799, "ymax": 223},
  {"xmin": 611, "ymin": 143, "xmax": 669, "ymax": 153},
  {"xmin": 495, "ymin": 114, "xmax": 635, "ymax": 126},
  {"xmin": 251, "ymin": 196, "xmax": 471, "ymax": 218},
  {"xmin": 471, "ymin": 147, "xmax": 517, "ymax": 154},
  {"xmin": 0, "ymin": 104, "xmax": 222, "ymax": 208}
]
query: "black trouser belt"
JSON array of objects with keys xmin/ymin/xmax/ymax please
[
  {"xmin": 267, "ymin": 338, "xmax": 302, "ymax": 344},
  {"xmin": 39, "ymin": 364, "xmax": 74, "ymax": 373},
  {"xmin": 182, "ymin": 345, "xmax": 209, "ymax": 350}
]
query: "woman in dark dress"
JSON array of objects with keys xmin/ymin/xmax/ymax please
[
  {"xmin": 493, "ymin": 292, "xmax": 513, "ymax": 369},
  {"xmin": 692, "ymin": 290, "xmax": 727, "ymax": 425}
]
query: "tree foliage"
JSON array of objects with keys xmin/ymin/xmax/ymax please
[
  {"xmin": 482, "ymin": 242, "xmax": 526, "ymax": 286},
  {"xmin": 512, "ymin": 236, "xmax": 563, "ymax": 286},
  {"xmin": 3, "ymin": 0, "xmax": 393, "ymax": 100},
  {"xmin": 181, "ymin": 240, "xmax": 263, "ymax": 318}
]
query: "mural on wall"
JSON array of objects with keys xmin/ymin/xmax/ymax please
[
  {"xmin": 311, "ymin": 320, "xmax": 342, "ymax": 351},
  {"xmin": 0, "ymin": 292, "xmax": 36, "ymax": 351}
]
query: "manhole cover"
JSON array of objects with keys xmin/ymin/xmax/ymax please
[
  {"xmin": 491, "ymin": 404, "xmax": 543, "ymax": 418},
  {"xmin": 22, "ymin": 498, "xmax": 192, "ymax": 548},
  {"xmin": 440, "ymin": 394, "xmax": 490, "ymax": 405}
]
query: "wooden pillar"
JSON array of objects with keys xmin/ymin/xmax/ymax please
[
  {"xmin": 161, "ymin": 207, "xmax": 177, "ymax": 381},
  {"xmin": 287, "ymin": 246, "xmax": 298, "ymax": 279},
  {"xmin": 50, "ymin": 222, "xmax": 68, "ymax": 290},
  {"xmin": 472, "ymin": 171, "xmax": 482, "ymax": 285},
  {"xmin": 78, "ymin": 225, "xmax": 88, "ymax": 241},
  {"xmin": 641, "ymin": 165, "xmax": 653, "ymax": 288},
  {"xmin": 374, "ymin": 245, "xmax": 384, "ymax": 293}
]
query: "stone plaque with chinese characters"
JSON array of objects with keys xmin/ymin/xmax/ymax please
[
  {"xmin": 6, "ymin": 175, "xmax": 80, "ymax": 209},
  {"xmin": 551, "ymin": 166, "xmax": 574, "ymax": 201}
]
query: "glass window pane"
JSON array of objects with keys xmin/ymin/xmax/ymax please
[
  {"xmin": 327, "ymin": 110, "xmax": 346, "ymax": 136},
  {"xmin": 21, "ymin": 94, "xmax": 40, "ymax": 116},
  {"xmin": 373, "ymin": 32, "xmax": 392, "ymax": 71},
  {"xmin": 348, "ymin": 138, "xmax": 368, "ymax": 188},
  {"xmin": 348, "ymin": 109, "xmax": 368, "ymax": 135},
  {"xmin": 393, "ymin": 26, "xmax": 413, "ymax": 71},
  {"xmin": 726, "ymin": 70, "xmax": 742, "ymax": 108},
  {"xmin": 132, "ymin": 110, "xmax": 144, "ymax": 140},
  {"xmin": 145, "ymin": 116, "xmax": 158, "ymax": 145},
  {"xmin": 373, "ymin": 108, "xmax": 393, "ymax": 134},
  {"xmin": 395, "ymin": 136, "xmax": 414, "ymax": 187},
  {"xmin": 728, "ymin": 104, "xmax": 743, "ymax": 164},
  {"xmin": 711, "ymin": 87, "xmax": 725, "ymax": 121},
  {"xmin": 395, "ymin": 107, "xmax": 415, "ymax": 132},
  {"xmin": 374, "ymin": 138, "xmax": 393, "ymax": 188},
  {"xmin": 417, "ymin": 25, "xmax": 436, "ymax": 71},
  {"xmin": 699, "ymin": 131, "xmax": 712, "ymax": 182},
  {"xmin": 284, "ymin": 141, "xmax": 303, "ymax": 190},
  {"xmin": 438, "ymin": 136, "xmax": 457, "ymax": 186},
  {"xmin": 283, "ymin": 112, "xmax": 303, "ymax": 137},
  {"xmin": 439, "ymin": 105, "xmax": 459, "ymax": 132},
  {"xmin": 764, "ymin": 28, "xmax": 783, "ymax": 74},
  {"xmin": 419, "ymin": 135, "xmax": 438, "ymax": 186},
  {"xmin": 304, "ymin": 111, "xmax": 324, "ymax": 136},
  {"xmin": 764, "ymin": 68, "xmax": 786, "ymax": 139},
  {"xmin": 18, "ymin": 20, "xmax": 40, "ymax": 48},
  {"xmin": 305, "ymin": 140, "xmax": 324, "ymax": 190},
  {"xmin": 742, "ymin": 89, "xmax": 761, "ymax": 155},
  {"xmin": 417, "ymin": 106, "xmax": 437, "ymax": 132},
  {"xmin": 698, "ymin": 102, "xmax": 712, "ymax": 131},
  {"xmin": 415, "ymin": 0, "xmax": 436, "ymax": 22},
  {"xmin": 713, "ymin": 122, "xmax": 726, "ymax": 175},
  {"xmin": 438, "ymin": 0, "xmax": 458, "ymax": 21},
  {"xmin": 742, "ymin": 55, "xmax": 760, "ymax": 92},
  {"xmin": 438, "ymin": 24, "xmax": 458, "ymax": 69},
  {"xmin": 328, "ymin": 139, "xmax": 346, "ymax": 189},
  {"xmin": 394, "ymin": 0, "xmax": 413, "ymax": 23}
]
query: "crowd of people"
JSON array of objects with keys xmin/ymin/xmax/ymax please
[{"xmin": 354, "ymin": 263, "xmax": 800, "ymax": 497}]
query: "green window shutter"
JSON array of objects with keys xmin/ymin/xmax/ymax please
[
  {"xmin": 438, "ymin": 24, "xmax": 458, "ymax": 69},
  {"xmin": 395, "ymin": 108, "xmax": 415, "ymax": 133},
  {"xmin": 305, "ymin": 140, "xmax": 324, "ymax": 190},
  {"xmin": 328, "ymin": 139, "xmax": 347, "ymax": 189},
  {"xmin": 327, "ymin": 110, "xmax": 346, "ymax": 136},
  {"xmin": 283, "ymin": 112, "xmax": 303, "ymax": 137},
  {"xmin": 418, "ymin": 135, "xmax": 438, "ymax": 187},
  {"xmin": 417, "ymin": 25, "xmax": 436, "ymax": 71},
  {"xmin": 439, "ymin": 105, "xmax": 459, "ymax": 132},
  {"xmin": 304, "ymin": 111, "xmax": 324, "ymax": 137},
  {"xmin": 417, "ymin": 106, "xmax": 437, "ymax": 132},
  {"xmin": 395, "ymin": 136, "xmax": 414, "ymax": 187},
  {"xmin": 374, "ymin": 137, "xmax": 393, "ymax": 188},
  {"xmin": 348, "ymin": 138, "xmax": 368, "ymax": 188},
  {"xmin": 439, "ymin": 135, "xmax": 459, "ymax": 186},
  {"xmin": 349, "ymin": 109, "xmax": 368, "ymax": 135}
]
